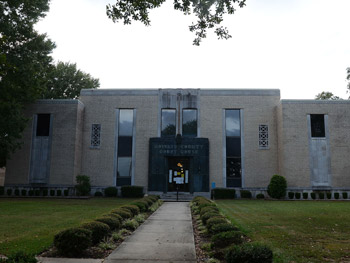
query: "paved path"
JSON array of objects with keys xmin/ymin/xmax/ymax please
[{"xmin": 106, "ymin": 202, "xmax": 196, "ymax": 263}]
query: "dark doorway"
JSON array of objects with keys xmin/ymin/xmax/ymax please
[{"xmin": 167, "ymin": 157, "xmax": 190, "ymax": 192}]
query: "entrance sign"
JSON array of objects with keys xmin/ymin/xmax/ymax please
[{"xmin": 174, "ymin": 177, "xmax": 184, "ymax": 184}]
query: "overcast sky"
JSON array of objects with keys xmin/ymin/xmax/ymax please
[{"xmin": 35, "ymin": 0, "xmax": 350, "ymax": 99}]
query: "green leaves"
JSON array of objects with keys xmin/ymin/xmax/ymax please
[{"xmin": 106, "ymin": 0, "xmax": 246, "ymax": 45}]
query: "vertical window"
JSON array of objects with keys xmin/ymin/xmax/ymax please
[
  {"xmin": 259, "ymin": 125, "xmax": 269, "ymax": 149},
  {"xmin": 182, "ymin": 109, "xmax": 197, "ymax": 137},
  {"xmin": 161, "ymin": 109, "xmax": 176, "ymax": 136},
  {"xmin": 310, "ymin": 114, "xmax": 325, "ymax": 137},
  {"xmin": 225, "ymin": 110, "xmax": 241, "ymax": 187},
  {"xmin": 36, "ymin": 114, "xmax": 51, "ymax": 136},
  {"xmin": 91, "ymin": 124, "xmax": 101, "ymax": 147},
  {"xmin": 117, "ymin": 109, "xmax": 134, "ymax": 186}
]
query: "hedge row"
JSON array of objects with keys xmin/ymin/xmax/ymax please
[
  {"xmin": 53, "ymin": 195, "xmax": 160, "ymax": 257},
  {"xmin": 288, "ymin": 191, "xmax": 349, "ymax": 200},
  {"xmin": 192, "ymin": 196, "xmax": 273, "ymax": 263},
  {"xmin": 0, "ymin": 188, "xmax": 69, "ymax": 197}
]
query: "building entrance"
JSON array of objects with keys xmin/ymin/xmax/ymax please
[{"xmin": 167, "ymin": 158, "xmax": 190, "ymax": 192}]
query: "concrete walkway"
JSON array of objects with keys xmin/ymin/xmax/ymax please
[{"xmin": 106, "ymin": 202, "xmax": 196, "ymax": 263}]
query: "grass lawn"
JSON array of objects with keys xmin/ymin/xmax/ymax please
[
  {"xmin": 0, "ymin": 198, "xmax": 135, "ymax": 256},
  {"xmin": 216, "ymin": 200, "xmax": 350, "ymax": 263}
]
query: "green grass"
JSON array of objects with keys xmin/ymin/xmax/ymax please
[
  {"xmin": 216, "ymin": 200, "xmax": 350, "ymax": 263},
  {"xmin": 0, "ymin": 198, "xmax": 135, "ymax": 256}
]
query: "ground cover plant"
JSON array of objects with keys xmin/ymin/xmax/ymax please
[
  {"xmin": 216, "ymin": 200, "xmax": 350, "ymax": 262},
  {"xmin": 0, "ymin": 198, "xmax": 135, "ymax": 256}
]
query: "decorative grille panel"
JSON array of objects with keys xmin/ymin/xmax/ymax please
[
  {"xmin": 91, "ymin": 124, "xmax": 101, "ymax": 147},
  {"xmin": 259, "ymin": 125, "xmax": 269, "ymax": 149}
]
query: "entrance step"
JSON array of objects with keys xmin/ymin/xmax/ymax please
[{"xmin": 148, "ymin": 191, "xmax": 194, "ymax": 202}]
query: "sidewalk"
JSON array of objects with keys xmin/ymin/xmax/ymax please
[{"xmin": 105, "ymin": 202, "xmax": 196, "ymax": 263}]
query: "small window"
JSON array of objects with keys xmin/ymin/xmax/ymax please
[
  {"xmin": 36, "ymin": 114, "xmax": 51, "ymax": 136},
  {"xmin": 91, "ymin": 124, "xmax": 101, "ymax": 147},
  {"xmin": 182, "ymin": 109, "xmax": 197, "ymax": 137},
  {"xmin": 161, "ymin": 109, "xmax": 176, "ymax": 136},
  {"xmin": 259, "ymin": 125, "xmax": 269, "ymax": 149},
  {"xmin": 311, "ymin": 114, "xmax": 325, "ymax": 137}
]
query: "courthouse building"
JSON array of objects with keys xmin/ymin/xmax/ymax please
[{"xmin": 4, "ymin": 89, "xmax": 350, "ymax": 197}]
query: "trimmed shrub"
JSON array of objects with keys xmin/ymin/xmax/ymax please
[
  {"xmin": 111, "ymin": 208, "xmax": 133, "ymax": 219},
  {"xmin": 212, "ymin": 188, "xmax": 236, "ymax": 199},
  {"xmin": 326, "ymin": 192, "xmax": 332, "ymax": 199},
  {"xmin": 64, "ymin": 189, "xmax": 69, "ymax": 196},
  {"xmin": 193, "ymin": 196, "xmax": 210, "ymax": 205},
  {"xmin": 211, "ymin": 231, "xmax": 245, "ymax": 249},
  {"xmin": 28, "ymin": 190, "xmax": 34, "ymax": 196},
  {"xmin": 334, "ymin": 192, "xmax": 340, "ymax": 199},
  {"xmin": 147, "ymin": 195, "xmax": 158, "ymax": 202},
  {"xmin": 14, "ymin": 189, "xmax": 20, "ymax": 196},
  {"xmin": 295, "ymin": 192, "xmax": 301, "ymax": 199},
  {"xmin": 256, "ymin": 193, "xmax": 264, "ymax": 199},
  {"xmin": 35, "ymin": 190, "xmax": 40, "ymax": 196},
  {"xmin": 131, "ymin": 201, "xmax": 148, "ymax": 212},
  {"xmin": 288, "ymin": 192, "xmax": 294, "ymax": 199},
  {"xmin": 134, "ymin": 214, "xmax": 146, "ymax": 224},
  {"xmin": 142, "ymin": 197, "xmax": 154, "ymax": 206},
  {"xmin": 121, "ymin": 185, "xmax": 144, "ymax": 198},
  {"xmin": 342, "ymin": 192, "xmax": 348, "ymax": 199},
  {"xmin": 54, "ymin": 227, "xmax": 92, "ymax": 257},
  {"xmin": 104, "ymin": 187, "xmax": 118, "ymax": 197},
  {"xmin": 43, "ymin": 189, "xmax": 48, "ymax": 197},
  {"xmin": 81, "ymin": 221, "xmax": 110, "ymax": 244},
  {"xmin": 318, "ymin": 192, "xmax": 325, "ymax": 199},
  {"xmin": 0, "ymin": 187, "xmax": 4, "ymax": 196},
  {"xmin": 95, "ymin": 216, "xmax": 120, "ymax": 230},
  {"xmin": 122, "ymin": 219, "xmax": 139, "ymax": 231},
  {"xmin": 225, "ymin": 242, "xmax": 273, "ymax": 263},
  {"xmin": 200, "ymin": 206, "xmax": 219, "ymax": 217},
  {"xmin": 311, "ymin": 192, "xmax": 316, "ymax": 200},
  {"xmin": 240, "ymin": 190, "xmax": 252, "ymax": 199},
  {"xmin": 201, "ymin": 211, "xmax": 222, "ymax": 225},
  {"xmin": 210, "ymin": 223, "xmax": 238, "ymax": 234},
  {"xmin": 21, "ymin": 189, "xmax": 27, "ymax": 196},
  {"xmin": 75, "ymin": 175, "xmax": 91, "ymax": 196},
  {"xmin": 121, "ymin": 205, "xmax": 140, "ymax": 216},
  {"xmin": 94, "ymin": 191, "xmax": 103, "ymax": 197},
  {"xmin": 7, "ymin": 189, "xmax": 12, "ymax": 196},
  {"xmin": 57, "ymin": 190, "xmax": 62, "ymax": 196},
  {"xmin": 50, "ymin": 190, "xmax": 55, "ymax": 196},
  {"xmin": 105, "ymin": 213, "xmax": 123, "ymax": 223},
  {"xmin": 267, "ymin": 174, "xmax": 287, "ymax": 199},
  {"xmin": 6, "ymin": 251, "xmax": 37, "ymax": 263},
  {"xmin": 302, "ymin": 192, "xmax": 308, "ymax": 199},
  {"xmin": 206, "ymin": 217, "xmax": 228, "ymax": 231}
]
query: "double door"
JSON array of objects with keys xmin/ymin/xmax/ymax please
[{"xmin": 167, "ymin": 158, "xmax": 190, "ymax": 192}]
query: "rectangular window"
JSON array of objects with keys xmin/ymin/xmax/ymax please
[
  {"xmin": 182, "ymin": 109, "xmax": 197, "ymax": 137},
  {"xmin": 311, "ymin": 114, "xmax": 325, "ymax": 137},
  {"xmin": 225, "ymin": 110, "xmax": 242, "ymax": 187},
  {"xmin": 259, "ymin": 125, "xmax": 269, "ymax": 149},
  {"xmin": 91, "ymin": 124, "xmax": 101, "ymax": 147},
  {"xmin": 36, "ymin": 114, "xmax": 51, "ymax": 136},
  {"xmin": 161, "ymin": 109, "xmax": 176, "ymax": 136},
  {"xmin": 117, "ymin": 109, "xmax": 134, "ymax": 186}
]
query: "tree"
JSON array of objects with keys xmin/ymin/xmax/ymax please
[
  {"xmin": 106, "ymin": 0, "xmax": 246, "ymax": 46},
  {"xmin": 0, "ymin": 0, "xmax": 55, "ymax": 167},
  {"xmin": 43, "ymin": 61, "xmax": 100, "ymax": 99},
  {"xmin": 315, "ymin": 91, "xmax": 341, "ymax": 100}
]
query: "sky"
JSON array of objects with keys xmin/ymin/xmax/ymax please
[{"xmin": 35, "ymin": 0, "xmax": 350, "ymax": 99}]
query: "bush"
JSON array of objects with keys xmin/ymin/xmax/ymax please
[
  {"xmin": 334, "ymin": 192, "xmax": 340, "ymax": 199},
  {"xmin": 75, "ymin": 175, "xmax": 91, "ymax": 196},
  {"xmin": 200, "ymin": 206, "xmax": 219, "ymax": 217},
  {"xmin": 43, "ymin": 189, "xmax": 48, "ymax": 197},
  {"xmin": 210, "ymin": 223, "xmax": 238, "ymax": 234},
  {"xmin": 35, "ymin": 189, "xmax": 40, "ymax": 196},
  {"xmin": 211, "ymin": 231, "xmax": 245, "ymax": 249},
  {"xmin": 21, "ymin": 189, "xmax": 27, "ymax": 196},
  {"xmin": 0, "ymin": 187, "xmax": 4, "ymax": 196},
  {"xmin": 311, "ymin": 192, "xmax": 316, "ymax": 200},
  {"xmin": 105, "ymin": 213, "xmax": 123, "ymax": 223},
  {"xmin": 28, "ymin": 190, "xmax": 34, "ymax": 196},
  {"xmin": 342, "ymin": 192, "xmax": 348, "ymax": 199},
  {"xmin": 240, "ymin": 190, "xmax": 252, "ymax": 199},
  {"xmin": 212, "ymin": 188, "xmax": 236, "ymax": 199},
  {"xmin": 206, "ymin": 217, "xmax": 228, "ymax": 231},
  {"xmin": 121, "ymin": 185, "xmax": 144, "ymax": 198},
  {"xmin": 198, "ymin": 202, "xmax": 216, "ymax": 212},
  {"xmin": 14, "ymin": 189, "xmax": 20, "ymax": 196},
  {"xmin": 134, "ymin": 214, "xmax": 146, "ymax": 224},
  {"xmin": 95, "ymin": 216, "xmax": 120, "ymax": 230},
  {"xmin": 146, "ymin": 195, "xmax": 158, "ymax": 203},
  {"xmin": 318, "ymin": 192, "xmax": 325, "ymax": 199},
  {"xmin": 193, "ymin": 196, "xmax": 210, "ymax": 205},
  {"xmin": 111, "ymin": 208, "xmax": 133, "ymax": 219},
  {"xmin": 94, "ymin": 191, "xmax": 103, "ymax": 197},
  {"xmin": 302, "ymin": 192, "xmax": 308, "ymax": 199},
  {"xmin": 6, "ymin": 251, "xmax": 37, "ymax": 263},
  {"xmin": 123, "ymin": 219, "xmax": 139, "ymax": 231},
  {"xmin": 81, "ymin": 221, "xmax": 110, "ymax": 244},
  {"xmin": 131, "ymin": 200, "xmax": 149, "ymax": 212},
  {"xmin": 50, "ymin": 190, "xmax": 55, "ymax": 196},
  {"xmin": 64, "ymin": 189, "xmax": 69, "ymax": 196},
  {"xmin": 201, "ymin": 211, "xmax": 222, "ymax": 225},
  {"xmin": 288, "ymin": 192, "xmax": 294, "ymax": 199},
  {"xmin": 142, "ymin": 197, "xmax": 154, "ymax": 206},
  {"xmin": 225, "ymin": 242, "xmax": 273, "ymax": 263},
  {"xmin": 256, "ymin": 193, "xmax": 264, "ymax": 199},
  {"xmin": 104, "ymin": 187, "xmax": 118, "ymax": 197},
  {"xmin": 121, "ymin": 205, "xmax": 140, "ymax": 216},
  {"xmin": 267, "ymin": 174, "xmax": 287, "ymax": 199},
  {"xmin": 54, "ymin": 227, "xmax": 92, "ymax": 257},
  {"xmin": 326, "ymin": 192, "xmax": 332, "ymax": 199},
  {"xmin": 295, "ymin": 192, "xmax": 301, "ymax": 199},
  {"xmin": 7, "ymin": 189, "xmax": 12, "ymax": 196},
  {"xmin": 57, "ymin": 190, "xmax": 62, "ymax": 196}
]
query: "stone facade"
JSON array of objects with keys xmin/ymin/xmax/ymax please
[{"xmin": 4, "ymin": 89, "xmax": 350, "ymax": 196}]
